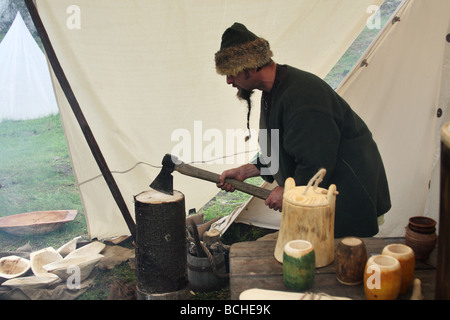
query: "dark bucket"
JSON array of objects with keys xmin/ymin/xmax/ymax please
[{"xmin": 187, "ymin": 252, "xmax": 228, "ymax": 292}]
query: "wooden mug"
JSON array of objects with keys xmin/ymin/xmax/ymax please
[
  {"xmin": 335, "ymin": 237, "xmax": 367, "ymax": 285},
  {"xmin": 382, "ymin": 244, "xmax": 415, "ymax": 294},
  {"xmin": 283, "ymin": 240, "xmax": 315, "ymax": 291},
  {"xmin": 364, "ymin": 255, "xmax": 402, "ymax": 300}
]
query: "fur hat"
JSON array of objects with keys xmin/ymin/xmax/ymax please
[{"xmin": 215, "ymin": 23, "xmax": 273, "ymax": 76}]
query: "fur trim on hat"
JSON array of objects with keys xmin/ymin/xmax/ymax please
[{"xmin": 215, "ymin": 37, "xmax": 273, "ymax": 76}]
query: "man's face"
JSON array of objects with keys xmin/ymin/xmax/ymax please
[
  {"xmin": 226, "ymin": 70, "xmax": 256, "ymax": 91},
  {"xmin": 226, "ymin": 70, "xmax": 256, "ymax": 101}
]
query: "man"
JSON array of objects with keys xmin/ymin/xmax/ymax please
[{"xmin": 214, "ymin": 22, "xmax": 391, "ymax": 238}]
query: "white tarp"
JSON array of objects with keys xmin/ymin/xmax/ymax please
[
  {"xmin": 35, "ymin": 0, "xmax": 384, "ymax": 240},
  {"xmin": 0, "ymin": 12, "xmax": 58, "ymax": 122}
]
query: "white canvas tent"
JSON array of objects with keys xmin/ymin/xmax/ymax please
[
  {"xmin": 0, "ymin": 11, "xmax": 58, "ymax": 122},
  {"xmin": 29, "ymin": 0, "xmax": 449, "ymax": 240}
]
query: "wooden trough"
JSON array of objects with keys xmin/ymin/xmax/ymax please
[{"xmin": 0, "ymin": 210, "xmax": 77, "ymax": 236}]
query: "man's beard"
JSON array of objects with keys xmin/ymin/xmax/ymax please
[{"xmin": 236, "ymin": 88, "xmax": 253, "ymax": 141}]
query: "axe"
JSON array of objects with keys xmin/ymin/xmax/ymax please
[{"xmin": 149, "ymin": 154, "xmax": 271, "ymax": 199}]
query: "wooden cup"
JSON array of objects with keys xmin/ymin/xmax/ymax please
[
  {"xmin": 335, "ymin": 237, "xmax": 367, "ymax": 285},
  {"xmin": 382, "ymin": 244, "xmax": 415, "ymax": 294},
  {"xmin": 364, "ymin": 255, "xmax": 402, "ymax": 300},
  {"xmin": 283, "ymin": 240, "xmax": 316, "ymax": 291}
]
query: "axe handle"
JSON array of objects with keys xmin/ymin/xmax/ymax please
[{"xmin": 175, "ymin": 162, "xmax": 271, "ymax": 200}]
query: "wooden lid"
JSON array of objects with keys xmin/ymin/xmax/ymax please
[
  {"xmin": 135, "ymin": 189, "xmax": 184, "ymax": 204},
  {"xmin": 283, "ymin": 186, "xmax": 329, "ymax": 207},
  {"xmin": 442, "ymin": 122, "xmax": 450, "ymax": 148}
]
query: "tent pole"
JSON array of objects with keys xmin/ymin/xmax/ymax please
[{"xmin": 24, "ymin": 0, "xmax": 136, "ymax": 241}]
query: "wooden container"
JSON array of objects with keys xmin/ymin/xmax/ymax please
[
  {"xmin": 187, "ymin": 252, "xmax": 227, "ymax": 292},
  {"xmin": 0, "ymin": 210, "xmax": 77, "ymax": 236},
  {"xmin": 134, "ymin": 189, "xmax": 189, "ymax": 300},
  {"xmin": 0, "ymin": 255, "xmax": 31, "ymax": 280},
  {"xmin": 436, "ymin": 121, "xmax": 450, "ymax": 299},
  {"xmin": 274, "ymin": 172, "xmax": 336, "ymax": 268},
  {"xmin": 335, "ymin": 237, "xmax": 367, "ymax": 285},
  {"xmin": 364, "ymin": 255, "xmax": 402, "ymax": 300},
  {"xmin": 382, "ymin": 244, "xmax": 415, "ymax": 294},
  {"xmin": 282, "ymin": 240, "xmax": 315, "ymax": 291}
]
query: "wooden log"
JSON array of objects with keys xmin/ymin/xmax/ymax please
[
  {"xmin": 274, "ymin": 175, "xmax": 336, "ymax": 267},
  {"xmin": 203, "ymin": 229, "xmax": 221, "ymax": 246},
  {"xmin": 134, "ymin": 189, "xmax": 188, "ymax": 299},
  {"xmin": 436, "ymin": 122, "xmax": 450, "ymax": 299}
]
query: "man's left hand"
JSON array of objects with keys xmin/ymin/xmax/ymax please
[{"xmin": 265, "ymin": 186, "xmax": 284, "ymax": 212}]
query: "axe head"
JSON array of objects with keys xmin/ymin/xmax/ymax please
[{"xmin": 149, "ymin": 154, "xmax": 178, "ymax": 195}]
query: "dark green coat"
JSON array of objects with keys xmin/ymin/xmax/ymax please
[{"xmin": 255, "ymin": 65, "xmax": 391, "ymax": 238}]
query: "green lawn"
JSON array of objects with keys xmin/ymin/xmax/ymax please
[{"xmin": 0, "ymin": 114, "xmax": 87, "ymax": 251}]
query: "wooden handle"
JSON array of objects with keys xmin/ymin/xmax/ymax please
[{"xmin": 174, "ymin": 162, "xmax": 271, "ymax": 200}]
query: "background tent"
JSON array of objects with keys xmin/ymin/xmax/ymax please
[
  {"xmin": 29, "ymin": 0, "xmax": 448, "ymax": 240},
  {"xmin": 0, "ymin": 11, "xmax": 58, "ymax": 122}
]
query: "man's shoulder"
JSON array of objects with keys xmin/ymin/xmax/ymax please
[{"xmin": 284, "ymin": 65, "xmax": 324, "ymax": 83}]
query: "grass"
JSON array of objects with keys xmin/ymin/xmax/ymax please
[
  {"xmin": 199, "ymin": 177, "xmax": 263, "ymax": 221},
  {"xmin": 0, "ymin": 114, "xmax": 88, "ymax": 251}
]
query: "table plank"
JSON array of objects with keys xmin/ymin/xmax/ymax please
[{"xmin": 230, "ymin": 237, "xmax": 437, "ymax": 300}]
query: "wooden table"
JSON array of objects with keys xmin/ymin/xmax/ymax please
[{"xmin": 229, "ymin": 236, "xmax": 437, "ymax": 300}]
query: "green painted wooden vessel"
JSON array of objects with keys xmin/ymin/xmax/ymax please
[{"xmin": 283, "ymin": 240, "xmax": 315, "ymax": 291}]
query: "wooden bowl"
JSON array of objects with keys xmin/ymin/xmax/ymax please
[
  {"xmin": 44, "ymin": 253, "xmax": 104, "ymax": 282},
  {"xmin": 0, "ymin": 210, "xmax": 77, "ymax": 236},
  {"xmin": 30, "ymin": 247, "xmax": 63, "ymax": 279},
  {"xmin": 0, "ymin": 255, "xmax": 31, "ymax": 279},
  {"xmin": 2, "ymin": 275, "xmax": 61, "ymax": 289},
  {"xmin": 64, "ymin": 241, "xmax": 105, "ymax": 259}
]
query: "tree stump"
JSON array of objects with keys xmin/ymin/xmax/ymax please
[{"xmin": 134, "ymin": 189, "xmax": 188, "ymax": 300}]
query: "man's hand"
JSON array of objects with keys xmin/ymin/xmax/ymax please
[
  {"xmin": 265, "ymin": 186, "xmax": 284, "ymax": 212},
  {"xmin": 217, "ymin": 164, "xmax": 260, "ymax": 192},
  {"xmin": 217, "ymin": 164, "xmax": 283, "ymax": 212}
]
